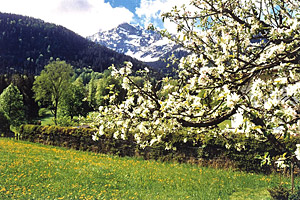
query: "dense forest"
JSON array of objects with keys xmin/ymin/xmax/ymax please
[{"xmin": 0, "ymin": 12, "xmax": 146, "ymax": 74}]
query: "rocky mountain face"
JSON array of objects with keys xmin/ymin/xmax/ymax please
[{"xmin": 88, "ymin": 23, "xmax": 184, "ymax": 68}]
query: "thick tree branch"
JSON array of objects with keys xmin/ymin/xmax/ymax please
[{"xmin": 177, "ymin": 105, "xmax": 238, "ymax": 127}]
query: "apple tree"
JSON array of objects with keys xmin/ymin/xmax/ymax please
[{"xmin": 95, "ymin": 0, "xmax": 300, "ymax": 166}]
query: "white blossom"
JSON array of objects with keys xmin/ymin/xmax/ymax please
[
  {"xmin": 287, "ymin": 83, "xmax": 300, "ymax": 96},
  {"xmin": 122, "ymin": 77, "xmax": 131, "ymax": 90},
  {"xmin": 275, "ymin": 157, "xmax": 288, "ymax": 169},
  {"xmin": 226, "ymin": 93, "xmax": 239, "ymax": 108},
  {"xmin": 92, "ymin": 134, "xmax": 98, "ymax": 141},
  {"xmin": 284, "ymin": 107, "xmax": 297, "ymax": 118},
  {"xmin": 295, "ymin": 144, "xmax": 300, "ymax": 160},
  {"xmin": 99, "ymin": 125, "xmax": 105, "ymax": 136},
  {"xmin": 264, "ymin": 98, "xmax": 279, "ymax": 110},
  {"xmin": 274, "ymin": 77, "xmax": 287, "ymax": 84},
  {"xmin": 137, "ymin": 123, "xmax": 147, "ymax": 134}
]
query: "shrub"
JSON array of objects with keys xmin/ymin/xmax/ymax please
[
  {"xmin": 19, "ymin": 124, "xmax": 136, "ymax": 156},
  {"xmin": 289, "ymin": 186, "xmax": 300, "ymax": 200},
  {"xmin": 268, "ymin": 185, "xmax": 289, "ymax": 200},
  {"xmin": 0, "ymin": 111, "xmax": 10, "ymax": 136}
]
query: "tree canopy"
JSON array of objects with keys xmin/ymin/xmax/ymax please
[
  {"xmin": 33, "ymin": 60, "xmax": 74, "ymax": 124},
  {"xmin": 0, "ymin": 74, "xmax": 38, "ymax": 121},
  {"xmin": 60, "ymin": 77, "xmax": 89, "ymax": 119},
  {"xmin": 0, "ymin": 83, "xmax": 25, "ymax": 128},
  {"xmin": 95, "ymin": 0, "xmax": 300, "ymax": 167}
]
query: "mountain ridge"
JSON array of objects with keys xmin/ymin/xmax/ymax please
[
  {"xmin": 0, "ymin": 13, "xmax": 146, "ymax": 74},
  {"xmin": 88, "ymin": 22, "xmax": 184, "ymax": 67}
]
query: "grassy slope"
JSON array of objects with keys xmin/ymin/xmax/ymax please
[{"xmin": 0, "ymin": 138, "xmax": 296, "ymax": 199}]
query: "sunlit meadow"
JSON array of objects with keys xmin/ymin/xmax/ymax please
[{"xmin": 0, "ymin": 138, "xmax": 297, "ymax": 199}]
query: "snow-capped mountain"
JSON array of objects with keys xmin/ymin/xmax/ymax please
[{"xmin": 88, "ymin": 23, "xmax": 181, "ymax": 64}]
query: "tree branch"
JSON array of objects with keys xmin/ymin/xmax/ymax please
[{"xmin": 177, "ymin": 105, "xmax": 238, "ymax": 127}]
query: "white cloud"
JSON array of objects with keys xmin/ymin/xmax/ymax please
[
  {"xmin": 0, "ymin": 0, "xmax": 134, "ymax": 37},
  {"xmin": 58, "ymin": 0, "xmax": 93, "ymax": 13},
  {"xmin": 135, "ymin": 0, "xmax": 190, "ymax": 33}
]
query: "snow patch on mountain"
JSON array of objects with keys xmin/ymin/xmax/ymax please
[{"xmin": 88, "ymin": 23, "xmax": 179, "ymax": 63}]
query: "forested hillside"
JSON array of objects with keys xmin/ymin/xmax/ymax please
[{"xmin": 0, "ymin": 12, "xmax": 145, "ymax": 74}]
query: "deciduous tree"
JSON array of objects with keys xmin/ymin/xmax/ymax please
[
  {"xmin": 60, "ymin": 77, "xmax": 89, "ymax": 119},
  {"xmin": 0, "ymin": 83, "xmax": 25, "ymax": 128},
  {"xmin": 33, "ymin": 60, "xmax": 74, "ymax": 124},
  {"xmin": 95, "ymin": 71, "xmax": 125, "ymax": 107}
]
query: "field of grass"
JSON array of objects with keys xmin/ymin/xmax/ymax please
[
  {"xmin": 40, "ymin": 110, "xmax": 55, "ymax": 126},
  {"xmin": 0, "ymin": 138, "xmax": 297, "ymax": 199}
]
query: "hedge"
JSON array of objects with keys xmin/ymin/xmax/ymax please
[
  {"xmin": 19, "ymin": 124, "xmax": 300, "ymax": 173},
  {"xmin": 19, "ymin": 124, "xmax": 137, "ymax": 157}
]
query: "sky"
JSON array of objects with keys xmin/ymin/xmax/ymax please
[{"xmin": 0, "ymin": 0, "xmax": 187, "ymax": 37}]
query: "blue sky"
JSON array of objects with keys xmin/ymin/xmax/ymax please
[
  {"xmin": 0, "ymin": 0, "xmax": 185, "ymax": 37},
  {"xmin": 105, "ymin": 0, "xmax": 140, "ymax": 13}
]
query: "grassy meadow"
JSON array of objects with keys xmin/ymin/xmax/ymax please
[{"xmin": 0, "ymin": 138, "xmax": 297, "ymax": 199}]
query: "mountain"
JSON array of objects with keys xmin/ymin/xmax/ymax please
[
  {"xmin": 88, "ymin": 23, "xmax": 186, "ymax": 69},
  {"xmin": 0, "ymin": 13, "xmax": 145, "ymax": 74}
]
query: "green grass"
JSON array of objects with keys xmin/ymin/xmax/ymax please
[
  {"xmin": 38, "ymin": 109, "xmax": 55, "ymax": 126},
  {"xmin": 0, "ymin": 138, "xmax": 297, "ymax": 199},
  {"xmin": 219, "ymin": 120, "xmax": 231, "ymax": 129}
]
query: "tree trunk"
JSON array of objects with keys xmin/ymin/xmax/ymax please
[{"xmin": 54, "ymin": 99, "xmax": 58, "ymax": 125}]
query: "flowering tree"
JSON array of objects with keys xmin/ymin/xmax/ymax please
[{"xmin": 95, "ymin": 0, "xmax": 300, "ymax": 166}]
